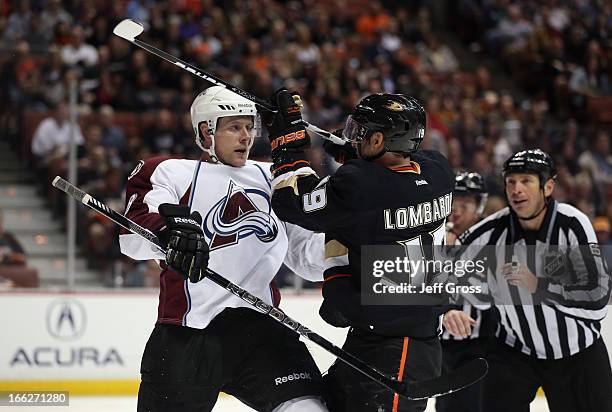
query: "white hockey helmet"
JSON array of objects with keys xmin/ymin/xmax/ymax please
[{"xmin": 190, "ymin": 86, "xmax": 260, "ymax": 162}]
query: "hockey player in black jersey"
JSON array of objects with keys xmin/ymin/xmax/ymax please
[{"xmin": 265, "ymin": 90, "xmax": 455, "ymax": 412}]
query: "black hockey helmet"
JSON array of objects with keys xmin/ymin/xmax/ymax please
[
  {"xmin": 342, "ymin": 93, "xmax": 426, "ymax": 154},
  {"xmin": 454, "ymin": 172, "xmax": 488, "ymax": 214},
  {"xmin": 502, "ymin": 149, "xmax": 557, "ymax": 187}
]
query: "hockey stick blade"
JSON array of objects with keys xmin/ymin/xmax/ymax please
[
  {"xmin": 113, "ymin": 19, "xmax": 144, "ymax": 42},
  {"xmin": 112, "ymin": 19, "xmax": 274, "ymax": 111},
  {"xmin": 401, "ymin": 358, "xmax": 488, "ymax": 400},
  {"xmin": 111, "ymin": 19, "xmax": 347, "ymax": 146}
]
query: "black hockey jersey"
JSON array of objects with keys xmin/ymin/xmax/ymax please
[{"xmin": 272, "ymin": 150, "xmax": 455, "ymax": 337}]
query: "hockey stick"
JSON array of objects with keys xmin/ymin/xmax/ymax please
[
  {"xmin": 52, "ymin": 176, "xmax": 487, "ymax": 399},
  {"xmin": 113, "ymin": 19, "xmax": 346, "ymax": 146}
]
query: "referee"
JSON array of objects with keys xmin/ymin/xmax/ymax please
[{"xmin": 454, "ymin": 149, "xmax": 612, "ymax": 412}]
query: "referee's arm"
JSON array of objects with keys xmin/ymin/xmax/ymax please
[
  {"xmin": 446, "ymin": 218, "xmax": 500, "ymax": 307},
  {"xmin": 538, "ymin": 211, "xmax": 611, "ymax": 311}
]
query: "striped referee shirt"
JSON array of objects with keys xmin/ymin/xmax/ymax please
[
  {"xmin": 455, "ymin": 200, "xmax": 611, "ymax": 359},
  {"xmin": 442, "ymin": 224, "xmax": 494, "ymax": 341}
]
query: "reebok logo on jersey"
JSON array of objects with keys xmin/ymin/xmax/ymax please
[
  {"xmin": 173, "ymin": 217, "xmax": 198, "ymax": 226},
  {"xmin": 274, "ymin": 372, "xmax": 312, "ymax": 386},
  {"xmin": 415, "ymin": 179, "xmax": 428, "ymax": 186}
]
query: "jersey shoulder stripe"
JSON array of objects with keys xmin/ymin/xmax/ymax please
[{"xmin": 460, "ymin": 207, "xmax": 511, "ymax": 245}]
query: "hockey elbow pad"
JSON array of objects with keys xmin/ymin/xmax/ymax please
[{"xmin": 320, "ymin": 276, "xmax": 365, "ymax": 328}]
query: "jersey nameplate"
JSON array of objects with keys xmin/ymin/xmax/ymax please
[{"xmin": 384, "ymin": 193, "xmax": 452, "ymax": 229}]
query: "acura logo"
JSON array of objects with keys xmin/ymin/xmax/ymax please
[{"xmin": 46, "ymin": 299, "xmax": 87, "ymax": 341}]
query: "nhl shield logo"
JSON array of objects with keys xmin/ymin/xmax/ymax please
[{"xmin": 542, "ymin": 249, "xmax": 567, "ymax": 280}]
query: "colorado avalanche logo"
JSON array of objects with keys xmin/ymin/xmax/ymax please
[{"xmin": 203, "ymin": 180, "xmax": 278, "ymax": 250}]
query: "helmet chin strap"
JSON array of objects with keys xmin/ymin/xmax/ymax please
[
  {"xmin": 204, "ymin": 149, "xmax": 219, "ymax": 164},
  {"xmin": 201, "ymin": 131, "xmax": 255, "ymax": 166},
  {"xmin": 200, "ymin": 132, "xmax": 220, "ymax": 164}
]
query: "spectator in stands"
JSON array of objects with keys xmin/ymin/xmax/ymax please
[
  {"xmin": 574, "ymin": 172, "xmax": 598, "ymax": 218},
  {"xmin": 569, "ymin": 56, "xmax": 611, "ymax": 98},
  {"xmin": 39, "ymin": 0, "xmax": 73, "ymax": 44},
  {"xmin": 593, "ymin": 216, "xmax": 612, "ymax": 270},
  {"xmin": 126, "ymin": 0, "xmax": 151, "ymax": 25},
  {"xmin": 2, "ymin": 0, "xmax": 32, "ymax": 45},
  {"xmin": 356, "ymin": 1, "xmax": 390, "ymax": 41},
  {"xmin": 491, "ymin": 125, "xmax": 514, "ymax": 172},
  {"xmin": 133, "ymin": 68, "xmax": 160, "ymax": 110},
  {"xmin": 99, "ymin": 105, "xmax": 126, "ymax": 153},
  {"xmin": 3, "ymin": 0, "xmax": 609, "ymax": 287},
  {"xmin": 294, "ymin": 24, "xmax": 321, "ymax": 67},
  {"xmin": 485, "ymin": 4, "xmax": 533, "ymax": 54},
  {"xmin": 146, "ymin": 108, "xmax": 176, "ymax": 154},
  {"xmin": 23, "ymin": 12, "xmax": 48, "ymax": 53},
  {"xmin": 578, "ymin": 129, "xmax": 612, "ymax": 212},
  {"xmin": 0, "ymin": 210, "xmax": 26, "ymax": 267},
  {"xmin": 31, "ymin": 100, "xmax": 85, "ymax": 215},
  {"xmin": 446, "ymin": 138, "xmax": 463, "ymax": 170},
  {"xmin": 0, "ymin": 210, "xmax": 38, "ymax": 287},
  {"xmin": 31, "ymin": 101, "xmax": 84, "ymax": 164},
  {"xmin": 118, "ymin": 259, "xmax": 160, "ymax": 288},
  {"xmin": 40, "ymin": 50, "xmax": 67, "ymax": 106},
  {"xmin": 61, "ymin": 25, "xmax": 99, "ymax": 68},
  {"xmin": 78, "ymin": 125, "xmax": 108, "ymax": 191},
  {"xmin": 498, "ymin": 93, "xmax": 522, "ymax": 149},
  {"xmin": 472, "ymin": 149, "xmax": 504, "ymax": 196},
  {"xmin": 418, "ymin": 34, "xmax": 459, "ymax": 74}
]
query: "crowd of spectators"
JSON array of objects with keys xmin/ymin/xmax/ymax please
[
  {"xmin": 0, "ymin": 209, "xmax": 39, "ymax": 288},
  {"xmin": 449, "ymin": 0, "xmax": 611, "ymax": 119},
  {"xmin": 0, "ymin": 0, "xmax": 609, "ymax": 287}
]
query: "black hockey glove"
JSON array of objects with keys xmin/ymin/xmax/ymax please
[
  {"xmin": 263, "ymin": 88, "xmax": 310, "ymax": 176},
  {"xmin": 157, "ymin": 203, "xmax": 209, "ymax": 283},
  {"xmin": 323, "ymin": 129, "xmax": 357, "ymax": 165}
]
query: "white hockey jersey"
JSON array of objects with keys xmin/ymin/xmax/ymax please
[{"xmin": 119, "ymin": 156, "xmax": 325, "ymax": 329}]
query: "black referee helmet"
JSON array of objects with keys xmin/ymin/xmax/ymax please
[{"xmin": 502, "ymin": 149, "xmax": 557, "ymax": 188}]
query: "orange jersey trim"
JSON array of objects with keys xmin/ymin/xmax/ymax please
[
  {"xmin": 272, "ymin": 159, "xmax": 310, "ymax": 174},
  {"xmin": 392, "ymin": 337, "xmax": 410, "ymax": 412},
  {"xmin": 389, "ymin": 161, "xmax": 421, "ymax": 174},
  {"xmin": 323, "ymin": 274, "xmax": 352, "ymax": 283}
]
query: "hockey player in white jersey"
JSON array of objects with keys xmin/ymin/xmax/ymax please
[{"xmin": 119, "ymin": 86, "xmax": 329, "ymax": 412}]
